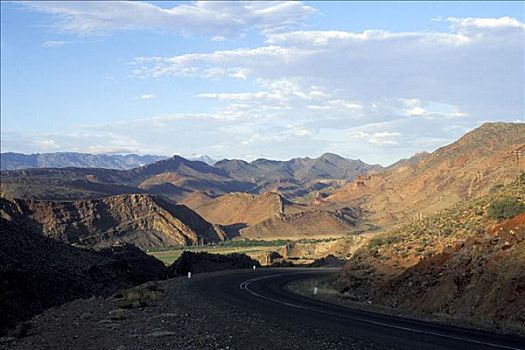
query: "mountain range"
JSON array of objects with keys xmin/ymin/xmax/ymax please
[
  {"xmin": 0, "ymin": 152, "xmax": 167, "ymax": 170},
  {"xmin": 1, "ymin": 122, "xmax": 523, "ymax": 247},
  {"xmin": 0, "ymin": 152, "xmax": 382, "ymax": 201}
]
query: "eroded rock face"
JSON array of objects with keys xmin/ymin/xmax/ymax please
[
  {"xmin": 0, "ymin": 194, "xmax": 226, "ymax": 249},
  {"xmin": 0, "ymin": 218, "xmax": 167, "ymax": 335}
]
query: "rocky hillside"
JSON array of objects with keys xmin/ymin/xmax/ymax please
[
  {"xmin": 375, "ymin": 213, "xmax": 525, "ymax": 326},
  {"xmin": 216, "ymin": 153, "xmax": 382, "ymax": 183},
  {"xmin": 181, "ymin": 191, "xmax": 366, "ymax": 240},
  {"xmin": 328, "ymin": 123, "xmax": 525, "ymax": 227},
  {"xmin": 239, "ymin": 207, "xmax": 364, "ymax": 240},
  {"xmin": 181, "ymin": 191, "xmax": 307, "ymax": 226},
  {"xmin": 0, "ymin": 194, "xmax": 226, "ymax": 249},
  {"xmin": 338, "ymin": 177, "xmax": 525, "ymax": 327},
  {"xmin": 0, "ymin": 218, "xmax": 167, "ymax": 335},
  {"xmin": 0, "ymin": 152, "xmax": 166, "ymax": 170}
]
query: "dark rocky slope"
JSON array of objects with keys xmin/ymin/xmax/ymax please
[{"xmin": 0, "ymin": 218, "xmax": 167, "ymax": 335}]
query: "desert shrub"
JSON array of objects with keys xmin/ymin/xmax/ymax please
[
  {"xmin": 490, "ymin": 183, "xmax": 504, "ymax": 193},
  {"xmin": 368, "ymin": 234, "xmax": 400, "ymax": 249},
  {"xmin": 441, "ymin": 226, "xmax": 453, "ymax": 236},
  {"xmin": 487, "ymin": 197, "xmax": 525, "ymax": 220}
]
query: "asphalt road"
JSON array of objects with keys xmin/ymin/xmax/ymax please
[{"xmin": 195, "ymin": 268, "xmax": 525, "ymax": 350}]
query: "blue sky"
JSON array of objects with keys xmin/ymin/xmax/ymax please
[{"xmin": 1, "ymin": 1, "xmax": 524, "ymax": 165}]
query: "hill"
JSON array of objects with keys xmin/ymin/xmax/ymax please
[
  {"xmin": 338, "ymin": 177, "xmax": 525, "ymax": 327},
  {"xmin": 328, "ymin": 122, "xmax": 525, "ymax": 227},
  {"xmin": 0, "ymin": 194, "xmax": 226, "ymax": 249},
  {"xmin": 239, "ymin": 207, "xmax": 364, "ymax": 240},
  {"xmin": 181, "ymin": 191, "xmax": 366, "ymax": 240},
  {"xmin": 0, "ymin": 218, "xmax": 167, "ymax": 335},
  {"xmin": 181, "ymin": 191, "xmax": 307, "ymax": 226},
  {"xmin": 0, "ymin": 152, "xmax": 166, "ymax": 170}
]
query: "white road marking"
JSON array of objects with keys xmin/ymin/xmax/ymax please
[{"xmin": 239, "ymin": 273, "xmax": 525, "ymax": 350}]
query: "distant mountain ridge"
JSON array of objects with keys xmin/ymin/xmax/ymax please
[
  {"xmin": 0, "ymin": 153, "xmax": 380, "ymax": 201},
  {"xmin": 216, "ymin": 152, "xmax": 383, "ymax": 183},
  {"xmin": 0, "ymin": 152, "xmax": 167, "ymax": 170}
]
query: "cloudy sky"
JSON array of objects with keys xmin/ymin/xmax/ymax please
[{"xmin": 1, "ymin": 1, "xmax": 524, "ymax": 165}]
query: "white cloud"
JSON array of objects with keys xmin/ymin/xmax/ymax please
[
  {"xmin": 41, "ymin": 40, "xmax": 68, "ymax": 48},
  {"xmin": 4, "ymin": 130, "xmax": 147, "ymax": 155},
  {"xmin": 140, "ymin": 93, "xmax": 155, "ymax": 100},
  {"xmin": 132, "ymin": 45, "xmax": 311, "ymax": 79},
  {"xmin": 32, "ymin": 139, "xmax": 59, "ymax": 150},
  {"xmin": 211, "ymin": 35, "xmax": 226, "ymax": 42},
  {"xmin": 132, "ymin": 17, "xmax": 524, "ymax": 124},
  {"xmin": 448, "ymin": 16, "xmax": 525, "ymax": 29},
  {"xmin": 354, "ymin": 131, "xmax": 401, "ymax": 145},
  {"xmin": 240, "ymin": 124, "xmax": 315, "ymax": 145},
  {"xmin": 24, "ymin": 1, "xmax": 316, "ymax": 37},
  {"xmin": 86, "ymin": 136, "xmax": 140, "ymax": 154},
  {"xmin": 196, "ymin": 78, "xmax": 365, "ymax": 121},
  {"xmin": 3, "ymin": 12, "xmax": 523, "ymax": 165},
  {"xmin": 400, "ymin": 99, "xmax": 426, "ymax": 117},
  {"xmin": 264, "ymin": 29, "xmax": 470, "ymax": 46}
]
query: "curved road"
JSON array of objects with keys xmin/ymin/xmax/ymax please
[{"xmin": 195, "ymin": 268, "xmax": 525, "ymax": 350}]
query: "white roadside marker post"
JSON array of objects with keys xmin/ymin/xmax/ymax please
[
  {"xmin": 187, "ymin": 272, "xmax": 192, "ymax": 279},
  {"xmin": 313, "ymin": 287, "xmax": 318, "ymax": 296},
  {"xmin": 253, "ymin": 265, "xmax": 256, "ymax": 270}
]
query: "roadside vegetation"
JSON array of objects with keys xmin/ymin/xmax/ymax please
[
  {"xmin": 147, "ymin": 238, "xmax": 339, "ymax": 265},
  {"xmin": 338, "ymin": 176, "xmax": 525, "ymax": 330},
  {"xmin": 487, "ymin": 196, "xmax": 525, "ymax": 220}
]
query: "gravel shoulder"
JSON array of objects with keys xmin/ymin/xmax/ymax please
[{"xmin": 1, "ymin": 269, "xmax": 397, "ymax": 350}]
